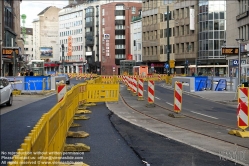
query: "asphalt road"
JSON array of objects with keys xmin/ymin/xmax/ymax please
[
  {"xmin": 0, "ymin": 78, "xmax": 243, "ymax": 166},
  {"xmin": 142, "ymin": 82, "xmax": 237, "ymax": 128},
  {"xmin": 110, "ymin": 113, "xmax": 239, "ymax": 166}
]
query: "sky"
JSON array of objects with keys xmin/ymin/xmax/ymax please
[{"xmin": 20, "ymin": 0, "xmax": 69, "ymax": 28}]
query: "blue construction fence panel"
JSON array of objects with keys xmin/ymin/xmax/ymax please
[
  {"xmin": 197, "ymin": 79, "xmax": 206, "ymax": 91},
  {"xmin": 24, "ymin": 76, "xmax": 51, "ymax": 90},
  {"xmin": 194, "ymin": 76, "xmax": 208, "ymax": 91},
  {"xmin": 206, "ymin": 79, "xmax": 212, "ymax": 90},
  {"xmin": 215, "ymin": 79, "xmax": 227, "ymax": 91}
]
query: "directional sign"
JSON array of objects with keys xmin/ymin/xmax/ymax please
[
  {"xmin": 164, "ymin": 64, "xmax": 169, "ymax": 69},
  {"xmin": 170, "ymin": 60, "xmax": 175, "ymax": 68},
  {"xmin": 221, "ymin": 47, "xmax": 239, "ymax": 55}
]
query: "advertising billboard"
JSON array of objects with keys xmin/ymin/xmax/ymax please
[
  {"xmin": 190, "ymin": 8, "xmax": 195, "ymax": 30},
  {"xmin": 68, "ymin": 36, "xmax": 72, "ymax": 56},
  {"xmin": 40, "ymin": 47, "xmax": 53, "ymax": 58}
]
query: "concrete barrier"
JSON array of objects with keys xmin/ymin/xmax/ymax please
[
  {"xmin": 51, "ymin": 76, "xmax": 66, "ymax": 90},
  {"xmin": 172, "ymin": 77, "xmax": 195, "ymax": 92}
]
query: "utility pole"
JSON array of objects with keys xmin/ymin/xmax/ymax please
[
  {"xmin": 236, "ymin": 38, "xmax": 244, "ymax": 86},
  {"xmin": 167, "ymin": 5, "xmax": 170, "ymax": 76},
  {"xmin": 61, "ymin": 44, "xmax": 65, "ymax": 73}
]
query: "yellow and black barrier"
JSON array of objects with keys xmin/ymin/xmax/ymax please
[{"xmin": 7, "ymin": 78, "xmax": 119, "ymax": 166}]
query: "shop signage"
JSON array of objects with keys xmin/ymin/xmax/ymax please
[
  {"xmin": 221, "ymin": 47, "xmax": 239, "ymax": 55},
  {"xmin": 236, "ymin": 11, "xmax": 248, "ymax": 21}
]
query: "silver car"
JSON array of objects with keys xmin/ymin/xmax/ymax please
[{"xmin": 0, "ymin": 77, "xmax": 13, "ymax": 106}]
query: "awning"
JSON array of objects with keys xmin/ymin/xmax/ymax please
[{"xmin": 44, "ymin": 63, "xmax": 59, "ymax": 67}]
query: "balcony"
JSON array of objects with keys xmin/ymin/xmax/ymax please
[
  {"xmin": 85, "ymin": 12, "xmax": 94, "ymax": 17},
  {"xmin": 85, "ymin": 39, "xmax": 94, "ymax": 46},
  {"xmin": 85, "ymin": 31, "xmax": 94, "ymax": 36},
  {"xmin": 85, "ymin": 21, "xmax": 94, "ymax": 27}
]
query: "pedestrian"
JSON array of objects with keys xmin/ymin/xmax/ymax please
[{"xmin": 30, "ymin": 70, "xmax": 34, "ymax": 76}]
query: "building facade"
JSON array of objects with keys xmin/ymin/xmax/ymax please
[
  {"xmin": 59, "ymin": 4, "xmax": 85, "ymax": 73},
  {"xmin": 100, "ymin": 2, "xmax": 142, "ymax": 75},
  {"xmin": 21, "ymin": 28, "xmax": 33, "ymax": 63},
  {"xmin": 197, "ymin": 0, "xmax": 226, "ymax": 76},
  {"xmin": 130, "ymin": 14, "xmax": 142, "ymax": 64},
  {"xmin": 174, "ymin": 1, "xmax": 198, "ymax": 75},
  {"xmin": 32, "ymin": 6, "xmax": 61, "ymax": 72},
  {"xmin": 226, "ymin": 0, "xmax": 249, "ymax": 81},
  {"xmin": 142, "ymin": 0, "xmax": 175, "ymax": 74},
  {"xmin": 1, "ymin": 0, "xmax": 23, "ymax": 76}
]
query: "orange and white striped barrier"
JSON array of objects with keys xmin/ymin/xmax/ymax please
[
  {"xmin": 147, "ymin": 80, "xmax": 155, "ymax": 104},
  {"xmin": 57, "ymin": 84, "xmax": 66, "ymax": 103},
  {"xmin": 132, "ymin": 76, "xmax": 137, "ymax": 95},
  {"xmin": 238, "ymin": 88, "xmax": 249, "ymax": 129},
  {"xmin": 229, "ymin": 87, "xmax": 249, "ymax": 137},
  {"xmin": 174, "ymin": 82, "xmax": 183, "ymax": 113},
  {"xmin": 137, "ymin": 78, "xmax": 144, "ymax": 100}
]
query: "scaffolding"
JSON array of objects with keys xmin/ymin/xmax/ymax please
[{"xmin": 120, "ymin": 60, "xmax": 136, "ymax": 75}]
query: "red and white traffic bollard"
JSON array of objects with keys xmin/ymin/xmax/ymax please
[
  {"xmin": 132, "ymin": 76, "xmax": 137, "ymax": 96},
  {"xmin": 147, "ymin": 80, "xmax": 155, "ymax": 106},
  {"xmin": 174, "ymin": 81, "xmax": 183, "ymax": 113},
  {"xmin": 137, "ymin": 78, "xmax": 144, "ymax": 100},
  {"xmin": 237, "ymin": 87, "xmax": 249, "ymax": 129}
]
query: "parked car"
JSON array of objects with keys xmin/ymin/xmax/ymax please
[
  {"xmin": 58, "ymin": 74, "xmax": 70, "ymax": 85},
  {"xmin": 0, "ymin": 77, "xmax": 13, "ymax": 106}
]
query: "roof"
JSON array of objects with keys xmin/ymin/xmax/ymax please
[{"xmin": 37, "ymin": 6, "xmax": 51, "ymax": 16}]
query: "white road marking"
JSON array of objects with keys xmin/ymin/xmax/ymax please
[
  {"xmin": 166, "ymin": 102, "xmax": 173, "ymax": 106},
  {"xmin": 190, "ymin": 111, "xmax": 219, "ymax": 119},
  {"xmin": 155, "ymin": 97, "xmax": 161, "ymax": 100}
]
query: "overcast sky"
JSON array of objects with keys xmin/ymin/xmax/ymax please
[{"xmin": 20, "ymin": 0, "xmax": 69, "ymax": 28}]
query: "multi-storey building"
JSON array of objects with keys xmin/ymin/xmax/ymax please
[
  {"xmin": 197, "ymin": 0, "xmax": 226, "ymax": 76},
  {"xmin": 32, "ymin": 6, "xmax": 61, "ymax": 72},
  {"xmin": 58, "ymin": 4, "xmax": 85, "ymax": 73},
  {"xmin": 226, "ymin": 1, "xmax": 249, "ymax": 79},
  {"xmin": 100, "ymin": 2, "xmax": 142, "ymax": 75},
  {"xmin": 130, "ymin": 14, "xmax": 142, "ymax": 64},
  {"xmin": 174, "ymin": 1, "xmax": 198, "ymax": 75},
  {"xmin": 1, "ymin": 0, "xmax": 23, "ymax": 76},
  {"xmin": 21, "ymin": 28, "xmax": 33, "ymax": 63},
  {"xmin": 84, "ymin": 3, "xmax": 101, "ymax": 74},
  {"xmin": 142, "ymin": 1, "xmax": 175, "ymax": 74}
]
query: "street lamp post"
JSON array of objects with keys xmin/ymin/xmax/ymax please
[
  {"xmin": 61, "ymin": 44, "xmax": 65, "ymax": 73},
  {"xmin": 0, "ymin": 40, "xmax": 2, "ymax": 77},
  {"xmin": 236, "ymin": 38, "xmax": 244, "ymax": 86}
]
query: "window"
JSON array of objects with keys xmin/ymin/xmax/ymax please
[
  {"xmin": 102, "ymin": 18, "xmax": 105, "ymax": 25},
  {"xmin": 132, "ymin": 6, "xmax": 136, "ymax": 14},
  {"xmin": 102, "ymin": 8, "xmax": 105, "ymax": 16},
  {"xmin": 115, "ymin": 5, "xmax": 124, "ymax": 10},
  {"xmin": 138, "ymin": 43, "xmax": 141, "ymax": 50}
]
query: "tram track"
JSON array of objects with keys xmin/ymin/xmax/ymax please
[{"xmin": 119, "ymin": 92, "xmax": 249, "ymax": 150}]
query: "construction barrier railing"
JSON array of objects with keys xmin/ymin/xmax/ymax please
[{"xmin": 8, "ymin": 78, "xmax": 119, "ymax": 166}]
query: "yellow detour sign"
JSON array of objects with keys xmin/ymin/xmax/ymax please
[{"xmin": 170, "ymin": 60, "xmax": 175, "ymax": 68}]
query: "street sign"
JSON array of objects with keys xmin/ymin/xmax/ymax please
[
  {"xmin": 221, "ymin": 47, "xmax": 239, "ymax": 55},
  {"xmin": 164, "ymin": 64, "xmax": 169, "ymax": 69},
  {"xmin": 170, "ymin": 60, "xmax": 175, "ymax": 68}
]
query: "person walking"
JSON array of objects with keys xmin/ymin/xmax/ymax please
[{"xmin": 30, "ymin": 70, "xmax": 34, "ymax": 76}]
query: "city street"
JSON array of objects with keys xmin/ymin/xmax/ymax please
[{"xmin": 0, "ymin": 79, "xmax": 245, "ymax": 165}]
